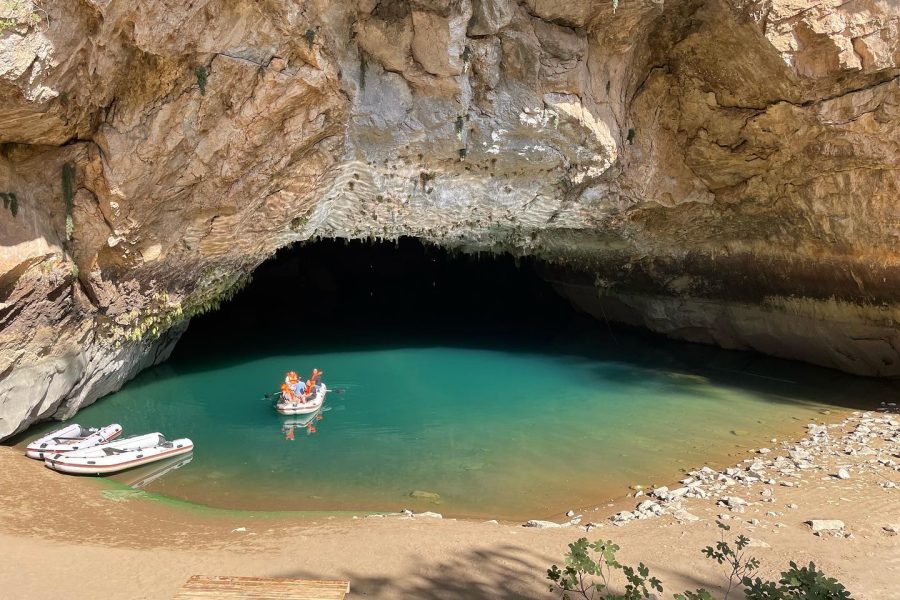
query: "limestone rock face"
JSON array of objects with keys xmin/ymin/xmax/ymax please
[{"xmin": 1, "ymin": 0, "xmax": 899, "ymax": 439}]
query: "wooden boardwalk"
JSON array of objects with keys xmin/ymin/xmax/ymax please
[{"xmin": 173, "ymin": 575, "xmax": 350, "ymax": 599}]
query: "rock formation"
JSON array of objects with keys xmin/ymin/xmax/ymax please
[{"xmin": 1, "ymin": 0, "xmax": 898, "ymax": 439}]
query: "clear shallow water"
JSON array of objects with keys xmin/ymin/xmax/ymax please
[
  {"xmin": 10, "ymin": 240, "xmax": 898, "ymax": 519},
  {"xmin": 15, "ymin": 341, "xmax": 891, "ymax": 520}
]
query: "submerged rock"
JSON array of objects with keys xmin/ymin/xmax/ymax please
[{"xmin": 408, "ymin": 490, "xmax": 442, "ymax": 504}]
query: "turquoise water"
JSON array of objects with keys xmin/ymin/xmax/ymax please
[
  {"xmin": 10, "ymin": 241, "xmax": 898, "ymax": 519},
  {"xmin": 16, "ymin": 341, "xmax": 892, "ymax": 520}
]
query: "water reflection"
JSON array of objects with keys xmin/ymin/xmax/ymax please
[
  {"xmin": 118, "ymin": 453, "xmax": 194, "ymax": 489},
  {"xmin": 281, "ymin": 406, "xmax": 327, "ymax": 441}
]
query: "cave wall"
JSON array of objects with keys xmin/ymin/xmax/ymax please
[{"xmin": 0, "ymin": 0, "xmax": 898, "ymax": 438}]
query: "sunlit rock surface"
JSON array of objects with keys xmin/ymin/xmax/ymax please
[{"xmin": 1, "ymin": 0, "xmax": 898, "ymax": 438}]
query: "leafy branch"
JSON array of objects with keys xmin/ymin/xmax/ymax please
[{"xmin": 548, "ymin": 526, "xmax": 854, "ymax": 600}]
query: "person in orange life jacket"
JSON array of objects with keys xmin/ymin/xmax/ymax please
[
  {"xmin": 283, "ymin": 371, "xmax": 304, "ymax": 403},
  {"xmin": 305, "ymin": 369, "xmax": 323, "ymax": 395},
  {"xmin": 292, "ymin": 379, "xmax": 308, "ymax": 402}
]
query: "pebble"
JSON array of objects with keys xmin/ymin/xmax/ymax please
[
  {"xmin": 807, "ymin": 519, "xmax": 845, "ymax": 534},
  {"xmin": 610, "ymin": 511, "xmax": 635, "ymax": 526},
  {"xmin": 836, "ymin": 468, "xmax": 850, "ymax": 479},
  {"xmin": 566, "ymin": 510, "xmax": 575, "ymax": 517},
  {"xmin": 673, "ymin": 509, "xmax": 700, "ymax": 522},
  {"xmin": 719, "ymin": 496, "xmax": 747, "ymax": 509},
  {"xmin": 231, "ymin": 527, "xmax": 247, "ymax": 533},
  {"xmin": 883, "ymin": 524, "xmax": 899, "ymax": 536},
  {"xmin": 787, "ymin": 503, "xmax": 799, "ymax": 509},
  {"xmin": 524, "ymin": 520, "xmax": 561, "ymax": 529}
]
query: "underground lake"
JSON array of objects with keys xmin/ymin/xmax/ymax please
[{"xmin": 12, "ymin": 239, "xmax": 896, "ymax": 520}]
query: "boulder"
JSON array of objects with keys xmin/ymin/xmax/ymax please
[
  {"xmin": 807, "ymin": 519, "xmax": 845, "ymax": 533},
  {"xmin": 524, "ymin": 519, "xmax": 561, "ymax": 529}
]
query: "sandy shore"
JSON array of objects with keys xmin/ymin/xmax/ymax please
[{"xmin": 1, "ymin": 408, "xmax": 898, "ymax": 599}]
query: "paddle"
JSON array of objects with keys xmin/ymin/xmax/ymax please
[{"xmin": 261, "ymin": 386, "xmax": 346, "ymax": 401}]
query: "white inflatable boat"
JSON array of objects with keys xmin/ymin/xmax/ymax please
[
  {"xmin": 276, "ymin": 383, "xmax": 327, "ymax": 415},
  {"xmin": 44, "ymin": 433, "xmax": 194, "ymax": 475},
  {"xmin": 25, "ymin": 423, "xmax": 123, "ymax": 460}
]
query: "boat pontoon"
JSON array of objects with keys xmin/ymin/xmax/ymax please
[
  {"xmin": 44, "ymin": 433, "xmax": 194, "ymax": 475},
  {"xmin": 276, "ymin": 383, "xmax": 327, "ymax": 415},
  {"xmin": 25, "ymin": 423, "xmax": 123, "ymax": 460}
]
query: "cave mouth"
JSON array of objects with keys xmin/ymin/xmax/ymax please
[
  {"xmin": 22, "ymin": 238, "xmax": 895, "ymax": 519},
  {"xmin": 174, "ymin": 237, "xmax": 588, "ymax": 359}
]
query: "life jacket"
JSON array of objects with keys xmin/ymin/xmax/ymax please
[
  {"xmin": 281, "ymin": 382, "xmax": 297, "ymax": 402},
  {"xmin": 305, "ymin": 369, "xmax": 322, "ymax": 394}
]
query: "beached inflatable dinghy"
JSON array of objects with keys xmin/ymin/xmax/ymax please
[
  {"xmin": 25, "ymin": 423, "xmax": 123, "ymax": 460},
  {"xmin": 44, "ymin": 433, "xmax": 194, "ymax": 475},
  {"xmin": 276, "ymin": 383, "xmax": 327, "ymax": 415}
]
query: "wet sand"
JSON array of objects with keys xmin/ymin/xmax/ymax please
[{"xmin": 1, "ymin": 409, "xmax": 898, "ymax": 599}]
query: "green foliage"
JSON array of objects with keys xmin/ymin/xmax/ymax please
[
  {"xmin": 0, "ymin": 0, "xmax": 43, "ymax": 32},
  {"xmin": 195, "ymin": 66, "xmax": 208, "ymax": 96},
  {"xmin": 626, "ymin": 128, "xmax": 636, "ymax": 144},
  {"xmin": 548, "ymin": 525, "xmax": 854, "ymax": 600},
  {"xmin": 62, "ymin": 162, "xmax": 75, "ymax": 240},
  {"xmin": 547, "ymin": 538, "xmax": 662, "ymax": 600},
  {"xmin": 699, "ymin": 521, "xmax": 761, "ymax": 600},
  {"xmin": 675, "ymin": 590, "xmax": 716, "ymax": 600},
  {"xmin": 743, "ymin": 562, "xmax": 852, "ymax": 600},
  {"xmin": 455, "ymin": 116, "xmax": 464, "ymax": 140},
  {"xmin": 109, "ymin": 271, "xmax": 253, "ymax": 344},
  {"xmin": 304, "ymin": 28, "xmax": 315, "ymax": 49},
  {"xmin": 1, "ymin": 191, "xmax": 18, "ymax": 216}
]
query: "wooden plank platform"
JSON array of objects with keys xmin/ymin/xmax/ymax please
[{"xmin": 173, "ymin": 575, "xmax": 350, "ymax": 599}]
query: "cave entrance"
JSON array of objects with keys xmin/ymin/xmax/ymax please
[
  {"xmin": 175, "ymin": 237, "xmax": 587, "ymax": 358},
  {"xmin": 42, "ymin": 237, "xmax": 894, "ymax": 518}
]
